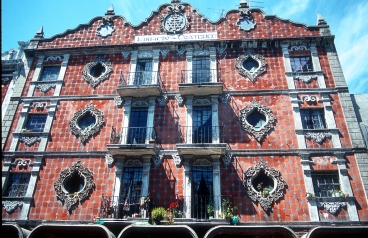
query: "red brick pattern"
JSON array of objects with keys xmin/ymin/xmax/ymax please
[
  {"xmin": 28, "ymin": 157, "xmax": 114, "ymax": 221},
  {"xmin": 1, "ymin": 77, "xmax": 12, "ymax": 103}
]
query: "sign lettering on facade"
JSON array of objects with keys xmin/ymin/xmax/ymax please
[{"xmin": 134, "ymin": 32, "xmax": 218, "ymax": 43}]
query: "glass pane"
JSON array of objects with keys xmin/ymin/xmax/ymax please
[
  {"xmin": 247, "ymin": 110, "xmax": 266, "ymax": 129},
  {"xmin": 300, "ymin": 109, "xmax": 325, "ymax": 129},
  {"xmin": 25, "ymin": 114, "xmax": 47, "ymax": 132},
  {"xmin": 78, "ymin": 112, "xmax": 96, "ymax": 130},
  {"xmin": 243, "ymin": 58, "xmax": 259, "ymax": 73},
  {"xmin": 312, "ymin": 172, "xmax": 340, "ymax": 197},
  {"xmin": 193, "ymin": 106, "xmax": 212, "ymax": 143},
  {"xmin": 290, "ymin": 57, "xmax": 313, "ymax": 72},
  {"xmin": 135, "ymin": 59, "xmax": 153, "ymax": 85},
  {"xmin": 40, "ymin": 66, "xmax": 61, "ymax": 81},
  {"xmin": 90, "ymin": 63, "xmax": 106, "ymax": 77},
  {"xmin": 5, "ymin": 173, "xmax": 31, "ymax": 197},
  {"xmin": 127, "ymin": 108, "xmax": 148, "ymax": 144},
  {"xmin": 192, "ymin": 57, "xmax": 210, "ymax": 83}
]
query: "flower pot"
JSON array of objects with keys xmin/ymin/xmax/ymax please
[
  {"xmin": 153, "ymin": 220, "xmax": 161, "ymax": 225},
  {"xmin": 230, "ymin": 216, "xmax": 239, "ymax": 225}
]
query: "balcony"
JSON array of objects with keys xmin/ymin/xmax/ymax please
[
  {"xmin": 179, "ymin": 69, "xmax": 223, "ymax": 96},
  {"xmin": 176, "ymin": 126, "xmax": 226, "ymax": 157},
  {"xmin": 107, "ymin": 126, "xmax": 157, "ymax": 157},
  {"xmin": 100, "ymin": 194, "xmax": 232, "ymax": 221},
  {"xmin": 116, "ymin": 71, "xmax": 162, "ymax": 97}
]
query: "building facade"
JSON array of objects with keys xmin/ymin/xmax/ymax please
[{"xmin": 2, "ymin": 0, "xmax": 368, "ymax": 237}]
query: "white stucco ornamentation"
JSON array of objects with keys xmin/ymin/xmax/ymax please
[
  {"xmin": 82, "ymin": 56, "xmax": 113, "ymax": 87},
  {"xmin": 239, "ymin": 98, "xmax": 276, "ymax": 142},
  {"xmin": 235, "ymin": 50, "xmax": 267, "ymax": 82},
  {"xmin": 243, "ymin": 160, "xmax": 286, "ymax": 212}
]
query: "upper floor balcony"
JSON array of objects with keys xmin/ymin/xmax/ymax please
[
  {"xmin": 176, "ymin": 125, "xmax": 226, "ymax": 158},
  {"xmin": 116, "ymin": 71, "xmax": 162, "ymax": 97},
  {"xmin": 179, "ymin": 69, "xmax": 223, "ymax": 96},
  {"xmin": 107, "ymin": 126, "xmax": 157, "ymax": 157}
]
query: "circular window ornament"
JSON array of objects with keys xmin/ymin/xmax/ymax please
[
  {"xmin": 82, "ymin": 56, "xmax": 113, "ymax": 87},
  {"xmin": 160, "ymin": 3, "xmax": 189, "ymax": 34},
  {"xmin": 239, "ymin": 98, "xmax": 276, "ymax": 142},
  {"xmin": 235, "ymin": 50, "xmax": 267, "ymax": 82},
  {"xmin": 243, "ymin": 160, "xmax": 286, "ymax": 211},
  {"xmin": 54, "ymin": 160, "xmax": 95, "ymax": 210},
  {"xmin": 69, "ymin": 103, "xmax": 105, "ymax": 143}
]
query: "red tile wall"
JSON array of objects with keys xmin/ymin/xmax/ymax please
[
  {"xmin": 37, "ymin": 7, "xmax": 320, "ymax": 50},
  {"xmin": 1, "ymin": 77, "xmax": 12, "ymax": 103}
]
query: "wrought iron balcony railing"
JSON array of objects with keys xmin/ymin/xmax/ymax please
[
  {"xmin": 110, "ymin": 126, "xmax": 156, "ymax": 144},
  {"xmin": 119, "ymin": 71, "xmax": 160, "ymax": 86},
  {"xmin": 178, "ymin": 126, "xmax": 224, "ymax": 144},
  {"xmin": 100, "ymin": 194, "xmax": 234, "ymax": 220},
  {"xmin": 181, "ymin": 69, "xmax": 220, "ymax": 84}
]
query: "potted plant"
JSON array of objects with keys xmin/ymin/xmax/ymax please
[
  {"xmin": 20, "ymin": 127, "xmax": 27, "ymax": 133},
  {"xmin": 206, "ymin": 203, "xmax": 214, "ymax": 218},
  {"xmin": 306, "ymin": 192, "xmax": 314, "ymax": 198},
  {"xmin": 151, "ymin": 207, "xmax": 166, "ymax": 225}
]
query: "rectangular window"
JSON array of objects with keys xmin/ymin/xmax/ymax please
[
  {"xmin": 4, "ymin": 173, "xmax": 31, "ymax": 197},
  {"xmin": 193, "ymin": 106, "xmax": 212, "ymax": 143},
  {"xmin": 312, "ymin": 171, "xmax": 340, "ymax": 197},
  {"xmin": 127, "ymin": 108, "xmax": 148, "ymax": 144},
  {"xmin": 135, "ymin": 59, "xmax": 153, "ymax": 85},
  {"xmin": 25, "ymin": 114, "xmax": 48, "ymax": 132},
  {"xmin": 191, "ymin": 166, "xmax": 213, "ymax": 219},
  {"xmin": 192, "ymin": 57, "xmax": 210, "ymax": 83},
  {"xmin": 39, "ymin": 66, "xmax": 61, "ymax": 81},
  {"xmin": 290, "ymin": 56, "xmax": 313, "ymax": 72},
  {"xmin": 120, "ymin": 167, "xmax": 143, "ymax": 217},
  {"xmin": 300, "ymin": 108, "xmax": 326, "ymax": 129}
]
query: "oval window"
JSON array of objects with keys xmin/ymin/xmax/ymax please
[
  {"xmin": 243, "ymin": 57, "xmax": 259, "ymax": 73},
  {"xmin": 90, "ymin": 63, "xmax": 106, "ymax": 78},
  {"xmin": 78, "ymin": 112, "xmax": 96, "ymax": 131},
  {"xmin": 252, "ymin": 169, "xmax": 274, "ymax": 194},
  {"xmin": 246, "ymin": 109, "xmax": 266, "ymax": 130},
  {"xmin": 63, "ymin": 171, "xmax": 85, "ymax": 193}
]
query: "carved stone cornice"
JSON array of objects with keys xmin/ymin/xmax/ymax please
[
  {"xmin": 305, "ymin": 131, "xmax": 332, "ymax": 144},
  {"xmin": 54, "ymin": 160, "xmax": 95, "ymax": 211},
  {"xmin": 2, "ymin": 201, "xmax": 23, "ymax": 214},
  {"xmin": 235, "ymin": 50, "xmax": 267, "ymax": 82},
  {"xmin": 19, "ymin": 136, "xmax": 42, "ymax": 146},
  {"xmin": 317, "ymin": 201, "xmax": 347, "ymax": 215},
  {"xmin": 243, "ymin": 160, "xmax": 286, "ymax": 211}
]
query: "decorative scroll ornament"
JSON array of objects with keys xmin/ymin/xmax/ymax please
[
  {"xmin": 219, "ymin": 93, "xmax": 230, "ymax": 103},
  {"xmin": 153, "ymin": 154, "xmax": 163, "ymax": 168},
  {"xmin": 54, "ymin": 160, "xmax": 95, "ymax": 211},
  {"xmin": 217, "ymin": 42, "xmax": 227, "ymax": 56},
  {"xmin": 44, "ymin": 56, "xmax": 62, "ymax": 62},
  {"xmin": 175, "ymin": 95, "xmax": 185, "ymax": 107},
  {"xmin": 173, "ymin": 154, "xmax": 181, "ymax": 166},
  {"xmin": 160, "ymin": 2, "xmax": 190, "ymax": 33},
  {"xmin": 301, "ymin": 95, "xmax": 318, "ymax": 104},
  {"xmin": 235, "ymin": 50, "xmax": 267, "ymax": 82},
  {"xmin": 160, "ymin": 49, "xmax": 170, "ymax": 59},
  {"xmin": 243, "ymin": 160, "xmax": 286, "ymax": 211},
  {"xmin": 2, "ymin": 201, "xmax": 23, "ymax": 214},
  {"xmin": 237, "ymin": 8, "xmax": 256, "ymax": 31},
  {"xmin": 222, "ymin": 151, "xmax": 233, "ymax": 166},
  {"xmin": 35, "ymin": 83, "xmax": 56, "ymax": 93},
  {"xmin": 114, "ymin": 96, "xmax": 124, "ymax": 108},
  {"xmin": 105, "ymin": 154, "xmax": 114, "ymax": 165},
  {"xmin": 19, "ymin": 136, "xmax": 42, "ymax": 146},
  {"xmin": 11, "ymin": 159, "xmax": 32, "ymax": 169},
  {"xmin": 239, "ymin": 98, "xmax": 276, "ymax": 142},
  {"xmin": 294, "ymin": 74, "xmax": 318, "ymax": 84},
  {"xmin": 30, "ymin": 101, "xmax": 47, "ymax": 110},
  {"xmin": 305, "ymin": 132, "xmax": 332, "ymax": 144},
  {"xmin": 69, "ymin": 103, "xmax": 105, "ymax": 143},
  {"xmin": 317, "ymin": 202, "xmax": 346, "ymax": 215},
  {"xmin": 82, "ymin": 56, "xmax": 113, "ymax": 87},
  {"xmin": 157, "ymin": 94, "xmax": 168, "ymax": 107},
  {"xmin": 97, "ymin": 15, "xmax": 115, "ymax": 37},
  {"xmin": 121, "ymin": 51, "xmax": 131, "ymax": 60},
  {"xmin": 125, "ymin": 158, "xmax": 143, "ymax": 167}
]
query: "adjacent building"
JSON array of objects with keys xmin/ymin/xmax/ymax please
[{"xmin": 2, "ymin": 0, "xmax": 368, "ymax": 237}]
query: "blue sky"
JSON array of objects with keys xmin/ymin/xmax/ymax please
[{"xmin": 2, "ymin": 0, "xmax": 367, "ymax": 93}]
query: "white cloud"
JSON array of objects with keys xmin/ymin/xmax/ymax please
[{"xmin": 271, "ymin": 0, "xmax": 311, "ymax": 20}]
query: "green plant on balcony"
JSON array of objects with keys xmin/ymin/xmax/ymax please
[{"xmin": 151, "ymin": 207, "xmax": 166, "ymax": 224}]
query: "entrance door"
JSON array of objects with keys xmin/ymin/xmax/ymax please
[
  {"xmin": 120, "ymin": 167, "xmax": 143, "ymax": 218},
  {"xmin": 191, "ymin": 166, "xmax": 213, "ymax": 220}
]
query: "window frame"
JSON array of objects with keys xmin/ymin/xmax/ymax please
[
  {"xmin": 24, "ymin": 114, "xmax": 48, "ymax": 132},
  {"xmin": 300, "ymin": 108, "xmax": 326, "ymax": 130},
  {"xmin": 192, "ymin": 56, "xmax": 211, "ymax": 83},
  {"xmin": 4, "ymin": 173, "xmax": 31, "ymax": 197},
  {"xmin": 39, "ymin": 65, "xmax": 61, "ymax": 81},
  {"xmin": 290, "ymin": 55, "xmax": 313, "ymax": 73},
  {"xmin": 311, "ymin": 171, "xmax": 341, "ymax": 198}
]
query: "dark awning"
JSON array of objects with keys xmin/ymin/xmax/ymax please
[
  {"xmin": 117, "ymin": 224, "xmax": 198, "ymax": 238},
  {"xmin": 27, "ymin": 224, "xmax": 116, "ymax": 238},
  {"xmin": 204, "ymin": 225, "xmax": 298, "ymax": 238},
  {"xmin": 305, "ymin": 226, "xmax": 368, "ymax": 238}
]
